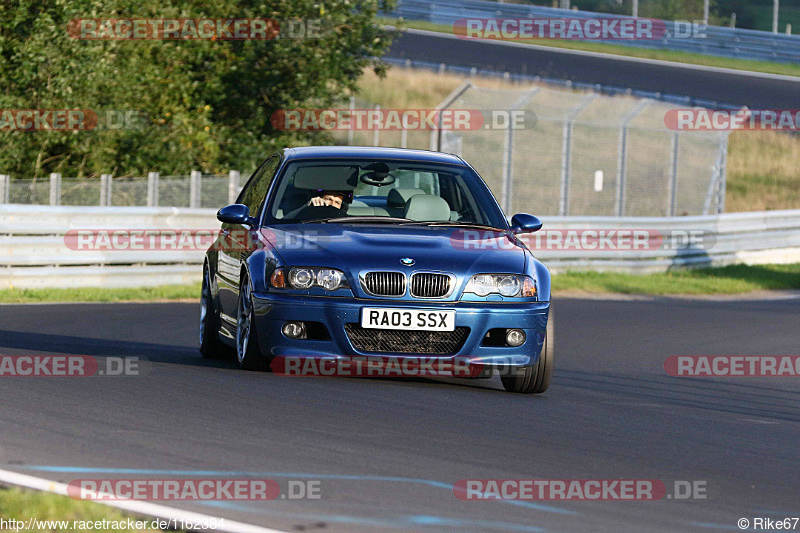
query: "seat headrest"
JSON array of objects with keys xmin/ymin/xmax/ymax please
[
  {"xmin": 404, "ymin": 195, "xmax": 451, "ymax": 221},
  {"xmin": 346, "ymin": 206, "xmax": 376, "ymax": 216},
  {"xmin": 387, "ymin": 188, "xmax": 425, "ymax": 207}
]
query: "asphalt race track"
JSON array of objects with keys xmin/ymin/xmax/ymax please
[
  {"xmin": 387, "ymin": 29, "xmax": 800, "ymax": 109},
  {"xmin": 1, "ymin": 297, "xmax": 799, "ymax": 532}
]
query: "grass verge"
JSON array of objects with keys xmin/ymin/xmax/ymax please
[
  {"xmin": 552, "ymin": 263, "xmax": 800, "ymax": 295},
  {"xmin": 0, "ymin": 283, "xmax": 200, "ymax": 303},
  {"xmin": 0, "ymin": 486, "xmax": 183, "ymax": 532},
  {"xmin": 381, "ymin": 18, "xmax": 800, "ymax": 78}
]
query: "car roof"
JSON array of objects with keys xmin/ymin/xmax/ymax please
[{"xmin": 282, "ymin": 146, "xmax": 466, "ymax": 165}]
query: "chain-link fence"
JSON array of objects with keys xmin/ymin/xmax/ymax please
[
  {"xmin": 2, "ymin": 83, "xmax": 728, "ymax": 216},
  {"xmin": 0, "ymin": 171, "xmax": 240, "ymax": 209},
  {"xmin": 435, "ymin": 83, "xmax": 728, "ymax": 216},
  {"xmin": 331, "ymin": 83, "xmax": 729, "ymax": 217},
  {"xmin": 339, "ymin": 96, "xmax": 435, "ymax": 154}
]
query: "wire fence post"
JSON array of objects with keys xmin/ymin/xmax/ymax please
[
  {"xmin": 700, "ymin": 132, "xmax": 730, "ymax": 215},
  {"xmin": 347, "ymin": 97, "xmax": 355, "ymax": 146},
  {"xmin": 504, "ymin": 87, "xmax": 541, "ymax": 214},
  {"xmin": 668, "ymin": 133, "xmax": 680, "ymax": 216},
  {"xmin": 773, "ymin": 0, "xmax": 779, "ymax": 34},
  {"xmin": 559, "ymin": 122, "xmax": 572, "ymax": 216},
  {"xmin": 190, "ymin": 170, "xmax": 201, "ymax": 208},
  {"xmin": 432, "ymin": 81, "xmax": 473, "ymax": 151},
  {"xmin": 228, "ymin": 170, "xmax": 241, "ymax": 204},
  {"xmin": 717, "ymin": 133, "xmax": 729, "ymax": 214},
  {"xmin": 615, "ymin": 100, "xmax": 650, "ymax": 217},
  {"xmin": 49, "ymin": 173, "xmax": 61, "ymax": 206},
  {"xmin": 147, "ymin": 172, "xmax": 160, "ymax": 207},
  {"xmin": 702, "ymin": 166, "xmax": 720, "ymax": 215},
  {"xmin": 502, "ymin": 120, "xmax": 515, "ymax": 214},
  {"xmin": 559, "ymin": 93, "xmax": 597, "ymax": 216},
  {"xmin": 0, "ymin": 175, "xmax": 9, "ymax": 204},
  {"xmin": 372, "ymin": 104, "xmax": 380, "ymax": 147},
  {"xmin": 702, "ymin": 137, "xmax": 727, "ymax": 215},
  {"xmin": 100, "ymin": 174, "xmax": 112, "ymax": 206}
]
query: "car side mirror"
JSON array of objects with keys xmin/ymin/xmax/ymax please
[
  {"xmin": 217, "ymin": 204, "xmax": 257, "ymax": 227},
  {"xmin": 510, "ymin": 213, "xmax": 543, "ymax": 234}
]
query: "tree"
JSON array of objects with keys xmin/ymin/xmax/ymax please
[{"xmin": 0, "ymin": 0, "xmax": 395, "ymax": 178}]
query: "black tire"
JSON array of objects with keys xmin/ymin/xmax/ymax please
[
  {"xmin": 235, "ymin": 271, "xmax": 269, "ymax": 371},
  {"xmin": 501, "ymin": 309, "xmax": 554, "ymax": 394},
  {"xmin": 199, "ymin": 264, "xmax": 230, "ymax": 359}
]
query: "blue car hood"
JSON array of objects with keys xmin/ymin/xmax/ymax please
[{"xmin": 261, "ymin": 224, "xmax": 527, "ymax": 278}]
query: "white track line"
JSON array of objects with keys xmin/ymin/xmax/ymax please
[
  {"xmin": 0, "ymin": 468, "xmax": 287, "ymax": 533},
  {"xmin": 394, "ymin": 27, "xmax": 800, "ymax": 82}
]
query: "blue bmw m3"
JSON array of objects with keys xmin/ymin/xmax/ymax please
[{"xmin": 200, "ymin": 146, "xmax": 553, "ymax": 393}]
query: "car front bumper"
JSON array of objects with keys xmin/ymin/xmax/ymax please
[{"xmin": 250, "ymin": 292, "xmax": 550, "ymax": 367}]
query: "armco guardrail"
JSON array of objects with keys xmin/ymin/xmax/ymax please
[
  {"xmin": 534, "ymin": 211, "xmax": 800, "ymax": 273},
  {"xmin": 385, "ymin": 0, "xmax": 800, "ymax": 64},
  {"xmin": 0, "ymin": 205, "xmax": 214, "ymax": 289},
  {"xmin": 0, "ymin": 171, "xmax": 241, "ymax": 208},
  {"xmin": 2, "ymin": 205, "xmax": 800, "ymax": 288}
]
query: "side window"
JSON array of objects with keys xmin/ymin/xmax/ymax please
[{"xmin": 237, "ymin": 156, "xmax": 280, "ymax": 216}]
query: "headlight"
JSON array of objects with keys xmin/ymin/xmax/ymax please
[
  {"xmin": 289, "ymin": 268, "xmax": 314, "ymax": 289},
  {"xmin": 271, "ymin": 267, "xmax": 349, "ymax": 291},
  {"xmin": 469, "ymin": 274, "xmax": 495, "ymax": 297},
  {"xmin": 316, "ymin": 269, "xmax": 344, "ymax": 291},
  {"xmin": 496, "ymin": 275, "xmax": 521, "ymax": 297},
  {"xmin": 463, "ymin": 274, "xmax": 536, "ymax": 298}
]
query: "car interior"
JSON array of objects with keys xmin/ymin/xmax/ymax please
[{"xmin": 272, "ymin": 162, "xmax": 473, "ymax": 222}]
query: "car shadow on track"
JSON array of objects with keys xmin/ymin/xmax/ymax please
[
  {"xmin": 0, "ymin": 329, "xmax": 224, "ymax": 368},
  {"xmin": 0, "ymin": 327, "xmax": 537, "ymax": 391}
]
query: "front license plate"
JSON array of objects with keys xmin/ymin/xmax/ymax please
[{"xmin": 361, "ymin": 308, "xmax": 455, "ymax": 332}]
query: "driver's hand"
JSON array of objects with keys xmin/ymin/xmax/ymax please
[{"xmin": 308, "ymin": 196, "xmax": 329, "ymax": 207}]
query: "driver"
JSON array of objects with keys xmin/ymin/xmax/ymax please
[
  {"xmin": 284, "ymin": 190, "xmax": 351, "ymax": 219},
  {"xmin": 307, "ymin": 190, "xmax": 349, "ymax": 209}
]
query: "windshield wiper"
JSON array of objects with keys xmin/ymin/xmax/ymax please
[
  {"xmin": 301, "ymin": 216, "xmax": 413, "ymax": 224},
  {"xmin": 400, "ymin": 221, "xmax": 507, "ymax": 232}
]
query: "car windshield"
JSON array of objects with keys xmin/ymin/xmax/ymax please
[{"xmin": 264, "ymin": 158, "xmax": 508, "ymax": 228}]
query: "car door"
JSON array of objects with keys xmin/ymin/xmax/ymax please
[{"xmin": 217, "ymin": 155, "xmax": 281, "ymax": 323}]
